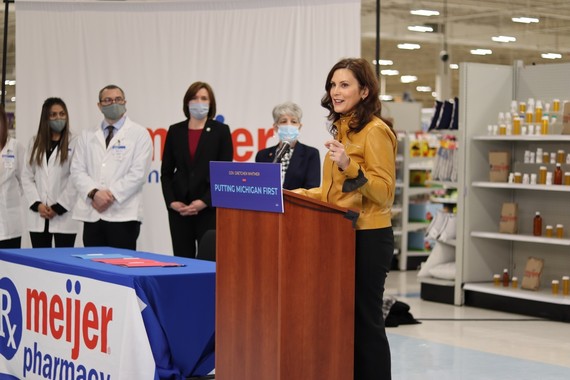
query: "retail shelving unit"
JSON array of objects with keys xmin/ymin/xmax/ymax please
[
  {"xmin": 418, "ymin": 130, "xmax": 464, "ymax": 305},
  {"xmin": 395, "ymin": 134, "xmax": 438, "ymax": 271},
  {"xmin": 392, "ymin": 135, "xmax": 405, "ymax": 266},
  {"xmin": 460, "ymin": 62, "xmax": 570, "ymax": 321}
]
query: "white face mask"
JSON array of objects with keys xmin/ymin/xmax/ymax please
[
  {"xmin": 277, "ymin": 125, "xmax": 300, "ymax": 142},
  {"xmin": 188, "ymin": 102, "xmax": 209, "ymax": 120}
]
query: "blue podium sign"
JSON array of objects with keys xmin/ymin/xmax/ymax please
[{"xmin": 210, "ymin": 161, "xmax": 284, "ymax": 213}]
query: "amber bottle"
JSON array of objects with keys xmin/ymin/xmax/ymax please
[
  {"xmin": 502, "ymin": 268, "xmax": 510, "ymax": 287},
  {"xmin": 554, "ymin": 163, "xmax": 563, "ymax": 185},
  {"xmin": 533, "ymin": 211, "xmax": 542, "ymax": 236}
]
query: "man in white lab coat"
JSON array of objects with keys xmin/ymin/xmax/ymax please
[{"xmin": 70, "ymin": 84, "xmax": 152, "ymax": 250}]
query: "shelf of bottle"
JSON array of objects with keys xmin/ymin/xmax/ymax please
[
  {"xmin": 430, "ymin": 197, "xmax": 458, "ymax": 204},
  {"xmin": 395, "ymin": 182, "xmax": 405, "ymax": 188},
  {"xmin": 409, "ymin": 162, "xmax": 434, "ymax": 170},
  {"xmin": 463, "ymin": 282, "xmax": 570, "ymax": 305},
  {"xmin": 418, "ymin": 276, "xmax": 455, "ymax": 287},
  {"xmin": 408, "ymin": 187, "xmax": 435, "ymax": 196},
  {"xmin": 407, "ymin": 221, "xmax": 430, "ymax": 232},
  {"xmin": 472, "ymin": 181, "xmax": 570, "ymax": 192},
  {"xmin": 393, "ymin": 228, "xmax": 403, "ymax": 237},
  {"xmin": 471, "ymin": 231, "xmax": 570, "ymax": 246},
  {"xmin": 473, "ymin": 135, "xmax": 570, "ymax": 142},
  {"xmin": 425, "ymin": 180, "xmax": 458, "ymax": 189},
  {"xmin": 406, "ymin": 250, "xmax": 430, "ymax": 257}
]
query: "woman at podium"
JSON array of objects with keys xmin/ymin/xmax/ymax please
[
  {"xmin": 293, "ymin": 58, "xmax": 397, "ymax": 380},
  {"xmin": 255, "ymin": 101, "xmax": 320, "ymax": 189}
]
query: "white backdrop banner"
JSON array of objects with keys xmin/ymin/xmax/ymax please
[{"xmin": 15, "ymin": 0, "xmax": 360, "ymax": 255}]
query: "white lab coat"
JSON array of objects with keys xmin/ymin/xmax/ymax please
[
  {"xmin": 70, "ymin": 117, "xmax": 152, "ymax": 223},
  {"xmin": 0, "ymin": 137, "xmax": 24, "ymax": 240},
  {"xmin": 21, "ymin": 136, "xmax": 79, "ymax": 233}
]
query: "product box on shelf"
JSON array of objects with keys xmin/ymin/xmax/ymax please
[
  {"xmin": 489, "ymin": 151, "xmax": 510, "ymax": 182},
  {"xmin": 521, "ymin": 256, "xmax": 544, "ymax": 291},
  {"xmin": 499, "ymin": 202, "xmax": 518, "ymax": 234}
]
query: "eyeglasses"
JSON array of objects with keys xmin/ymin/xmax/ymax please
[{"xmin": 100, "ymin": 97, "xmax": 126, "ymax": 106}]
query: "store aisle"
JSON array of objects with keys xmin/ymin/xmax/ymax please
[{"xmin": 385, "ymin": 270, "xmax": 570, "ymax": 380}]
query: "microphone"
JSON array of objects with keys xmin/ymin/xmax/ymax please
[{"xmin": 272, "ymin": 141, "xmax": 291, "ymax": 163}]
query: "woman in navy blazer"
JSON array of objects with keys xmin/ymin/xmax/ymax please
[
  {"xmin": 161, "ymin": 82, "xmax": 233, "ymax": 258},
  {"xmin": 255, "ymin": 102, "xmax": 320, "ymax": 190}
]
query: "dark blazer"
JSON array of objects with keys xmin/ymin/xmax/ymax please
[
  {"xmin": 161, "ymin": 119, "xmax": 233, "ymax": 207},
  {"xmin": 255, "ymin": 142, "xmax": 320, "ymax": 190}
]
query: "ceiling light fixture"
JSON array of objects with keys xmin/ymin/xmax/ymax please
[
  {"xmin": 512, "ymin": 17, "xmax": 539, "ymax": 24},
  {"xmin": 541, "ymin": 53, "xmax": 562, "ymax": 59},
  {"xmin": 470, "ymin": 49, "xmax": 492, "ymax": 56},
  {"xmin": 397, "ymin": 43, "xmax": 421, "ymax": 50},
  {"xmin": 380, "ymin": 95, "xmax": 394, "ymax": 101},
  {"xmin": 373, "ymin": 59, "xmax": 394, "ymax": 66},
  {"xmin": 492, "ymin": 35, "xmax": 516, "ymax": 43},
  {"xmin": 381, "ymin": 69, "xmax": 400, "ymax": 76},
  {"xmin": 416, "ymin": 86, "xmax": 432, "ymax": 92},
  {"xmin": 408, "ymin": 25, "xmax": 434, "ymax": 33},
  {"xmin": 400, "ymin": 75, "xmax": 418, "ymax": 83},
  {"xmin": 410, "ymin": 9, "xmax": 439, "ymax": 17},
  {"xmin": 449, "ymin": 64, "xmax": 459, "ymax": 70}
]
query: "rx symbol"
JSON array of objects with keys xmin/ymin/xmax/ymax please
[{"xmin": 0, "ymin": 289, "xmax": 18, "ymax": 349}]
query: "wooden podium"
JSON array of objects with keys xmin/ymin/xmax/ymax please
[{"xmin": 215, "ymin": 190, "xmax": 356, "ymax": 380}]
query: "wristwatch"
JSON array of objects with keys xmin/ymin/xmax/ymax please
[{"xmin": 88, "ymin": 188, "xmax": 99, "ymax": 199}]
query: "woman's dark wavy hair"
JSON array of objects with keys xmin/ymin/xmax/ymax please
[
  {"xmin": 29, "ymin": 97, "xmax": 71, "ymax": 166},
  {"xmin": 321, "ymin": 58, "xmax": 382, "ymax": 136}
]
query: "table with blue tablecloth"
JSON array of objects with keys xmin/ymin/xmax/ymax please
[{"xmin": 0, "ymin": 247, "xmax": 215, "ymax": 380}]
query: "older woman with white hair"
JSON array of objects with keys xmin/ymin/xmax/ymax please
[{"xmin": 255, "ymin": 101, "xmax": 320, "ymax": 189}]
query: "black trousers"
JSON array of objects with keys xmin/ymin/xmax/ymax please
[
  {"xmin": 30, "ymin": 232, "xmax": 76, "ymax": 248},
  {"xmin": 167, "ymin": 207, "xmax": 215, "ymax": 258},
  {"xmin": 0, "ymin": 237, "xmax": 21, "ymax": 249},
  {"xmin": 354, "ymin": 227, "xmax": 394, "ymax": 380},
  {"xmin": 30, "ymin": 219, "xmax": 76, "ymax": 248},
  {"xmin": 83, "ymin": 220, "xmax": 141, "ymax": 250}
]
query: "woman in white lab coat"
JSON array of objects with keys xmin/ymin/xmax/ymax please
[
  {"xmin": 22, "ymin": 97, "xmax": 78, "ymax": 247},
  {"xmin": 0, "ymin": 105, "xmax": 23, "ymax": 248}
]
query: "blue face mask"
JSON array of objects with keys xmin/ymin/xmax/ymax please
[
  {"xmin": 277, "ymin": 125, "xmax": 300, "ymax": 142},
  {"xmin": 48, "ymin": 119, "xmax": 67, "ymax": 133},
  {"xmin": 188, "ymin": 102, "xmax": 209, "ymax": 120}
]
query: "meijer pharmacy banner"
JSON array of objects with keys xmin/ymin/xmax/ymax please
[{"xmin": 0, "ymin": 261, "xmax": 155, "ymax": 379}]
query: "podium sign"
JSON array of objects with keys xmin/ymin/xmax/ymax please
[{"xmin": 210, "ymin": 161, "xmax": 283, "ymax": 213}]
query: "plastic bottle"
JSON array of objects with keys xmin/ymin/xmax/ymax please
[
  {"xmin": 535, "ymin": 100, "xmax": 543, "ymax": 123},
  {"xmin": 533, "ymin": 211, "xmax": 542, "ymax": 236},
  {"xmin": 502, "ymin": 268, "xmax": 510, "ymax": 287},
  {"xmin": 554, "ymin": 163, "xmax": 563, "ymax": 185}
]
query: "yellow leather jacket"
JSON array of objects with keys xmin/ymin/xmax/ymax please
[{"xmin": 294, "ymin": 114, "xmax": 396, "ymax": 230}]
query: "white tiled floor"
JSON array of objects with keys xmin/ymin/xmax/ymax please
[{"xmin": 385, "ymin": 270, "xmax": 570, "ymax": 379}]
